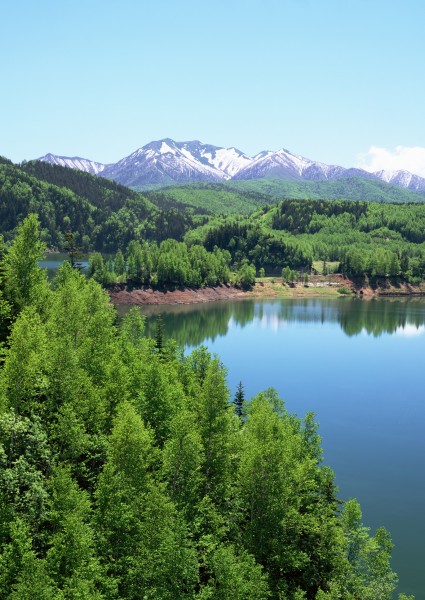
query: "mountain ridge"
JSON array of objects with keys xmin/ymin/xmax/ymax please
[{"xmin": 37, "ymin": 139, "xmax": 425, "ymax": 192}]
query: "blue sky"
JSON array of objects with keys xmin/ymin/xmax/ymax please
[{"xmin": 2, "ymin": 0, "xmax": 425, "ymax": 174}]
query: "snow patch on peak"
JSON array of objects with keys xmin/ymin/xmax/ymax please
[
  {"xmin": 374, "ymin": 169, "xmax": 419, "ymax": 188},
  {"xmin": 274, "ymin": 149, "xmax": 313, "ymax": 175},
  {"xmin": 253, "ymin": 150, "xmax": 274, "ymax": 160},
  {"xmin": 38, "ymin": 154, "xmax": 106, "ymax": 175},
  {"xmin": 159, "ymin": 141, "xmax": 177, "ymax": 155},
  {"xmin": 375, "ymin": 170, "xmax": 395, "ymax": 183},
  {"xmin": 203, "ymin": 147, "xmax": 253, "ymax": 178},
  {"xmin": 37, "ymin": 139, "xmax": 425, "ymax": 192}
]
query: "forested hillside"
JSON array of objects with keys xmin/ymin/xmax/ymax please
[
  {"xmin": 0, "ymin": 159, "xmax": 205, "ymax": 252},
  {"xmin": 138, "ymin": 177, "xmax": 425, "ymax": 216},
  {"xmin": 0, "ymin": 215, "xmax": 413, "ymax": 599},
  {"xmin": 226, "ymin": 177, "xmax": 425, "ymax": 204},
  {"xmin": 21, "ymin": 159, "xmax": 148, "ymax": 211},
  {"xmin": 2, "ymin": 156, "xmax": 425, "ymax": 284},
  {"xmin": 144, "ymin": 183, "xmax": 274, "ymax": 215},
  {"xmin": 185, "ymin": 199, "xmax": 425, "ymax": 281}
]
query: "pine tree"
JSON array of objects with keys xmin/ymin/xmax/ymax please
[
  {"xmin": 234, "ymin": 381, "xmax": 246, "ymax": 418},
  {"xmin": 154, "ymin": 314, "xmax": 165, "ymax": 354},
  {"xmin": 64, "ymin": 231, "xmax": 82, "ymax": 270}
]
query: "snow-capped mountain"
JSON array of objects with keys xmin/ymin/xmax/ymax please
[
  {"xmin": 177, "ymin": 141, "xmax": 252, "ymax": 178},
  {"xmin": 38, "ymin": 153, "xmax": 106, "ymax": 175},
  {"xmin": 232, "ymin": 148, "xmax": 382, "ymax": 183},
  {"xmin": 101, "ymin": 139, "xmax": 228, "ymax": 186},
  {"xmin": 232, "ymin": 148, "xmax": 343, "ymax": 181},
  {"xmin": 374, "ymin": 169, "xmax": 425, "ymax": 191},
  {"xmin": 36, "ymin": 140, "xmax": 425, "ymax": 192}
]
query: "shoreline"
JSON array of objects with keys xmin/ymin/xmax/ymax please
[{"xmin": 108, "ymin": 276, "xmax": 425, "ymax": 307}]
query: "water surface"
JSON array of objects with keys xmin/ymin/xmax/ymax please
[
  {"xmin": 137, "ymin": 297, "xmax": 425, "ymax": 599},
  {"xmin": 39, "ymin": 253, "xmax": 89, "ymax": 278}
]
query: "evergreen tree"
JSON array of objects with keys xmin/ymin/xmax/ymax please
[
  {"xmin": 234, "ymin": 381, "xmax": 246, "ymax": 418},
  {"xmin": 154, "ymin": 313, "xmax": 165, "ymax": 353},
  {"xmin": 64, "ymin": 231, "xmax": 82, "ymax": 270}
]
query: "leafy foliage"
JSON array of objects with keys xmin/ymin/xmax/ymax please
[
  {"xmin": 0, "ymin": 214, "xmax": 413, "ymax": 599},
  {"xmin": 89, "ymin": 239, "xmax": 233, "ymax": 289}
]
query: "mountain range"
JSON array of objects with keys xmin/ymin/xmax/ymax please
[{"xmin": 38, "ymin": 138, "xmax": 425, "ymax": 192}]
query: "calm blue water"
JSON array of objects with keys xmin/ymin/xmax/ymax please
[
  {"xmin": 139, "ymin": 297, "xmax": 425, "ymax": 599},
  {"xmin": 39, "ymin": 254, "xmax": 89, "ymax": 279}
]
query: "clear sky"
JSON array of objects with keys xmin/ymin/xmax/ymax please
[{"xmin": 2, "ymin": 0, "xmax": 425, "ymax": 175}]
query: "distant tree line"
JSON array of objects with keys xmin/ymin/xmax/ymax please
[
  {"xmin": 186, "ymin": 199, "xmax": 425, "ymax": 282},
  {"xmin": 199, "ymin": 220, "xmax": 313, "ymax": 273},
  {"xmin": 266, "ymin": 199, "xmax": 425, "ymax": 279},
  {"xmin": 88, "ymin": 239, "xmax": 257, "ymax": 289}
]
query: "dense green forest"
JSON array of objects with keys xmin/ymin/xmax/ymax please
[
  {"xmin": 224, "ymin": 177, "xmax": 425, "ymax": 204},
  {"xmin": 2, "ymin": 157, "xmax": 425, "ymax": 284},
  {"xmin": 0, "ymin": 214, "xmax": 413, "ymax": 599},
  {"xmin": 88, "ymin": 240, "xmax": 248, "ymax": 289},
  {"xmin": 0, "ymin": 159, "xmax": 206, "ymax": 252},
  {"xmin": 186, "ymin": 199, "xmax": 425, "ymax": 280},
  {"xmin": 144, "ymin": 183, "xmax": 274, "ymax": 215},
  {"xmin": 135, "ymin": 178, "xmax": 425, "ymax": 212}
]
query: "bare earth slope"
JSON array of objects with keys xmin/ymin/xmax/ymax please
[{"xmin": 109, "ymin": 277, "xmax": 425, "ymax": 307}]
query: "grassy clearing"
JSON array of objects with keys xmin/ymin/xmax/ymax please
[
  {"xmin": 312, "ymin": 261, "xmax": 340, "ymax": 275},
  {"xmin": 251, "ymin": 280, "xmax": 342, "ymax": 298}
]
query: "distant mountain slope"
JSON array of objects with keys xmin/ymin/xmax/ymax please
[
  {"xmin": 0, "ymin": 159, "xmax": 196, "ymax": 252},
  {"xmin": 21, "ymin": 160, "xmax": 153, "ymax": 212},
  {"xmin": 232, "ymin": 148, "xmax": 343, "ymax": 181},
  {"xmin": 99, "ymin": 139, "xmax": 254, "ymax": 186},
  {"xmin": 101, "ymin": 139, "xmax": 224, "ymax": 186},
  {"xmin": 145, "ymin": 183, "xmax": 274, "ymax": 215},
  {"xmin": 37, "ymin": 138, "xmax": 425, "ymax": 193},
  {"xmin": 226, "ymin": 177, "xmax": 425, "ymax": 204},
  {"xmin": 374, "ymin": 169, "xmax": 425, "ymax": 191},
  {"xmin": 141, "ymin": 177, "xmax": 425, "ymax": 217}
]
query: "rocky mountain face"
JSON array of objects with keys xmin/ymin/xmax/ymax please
[
  {"xmin": 100, "ymin": 139, "xmax": 224, "ymax": 186},
  {"xmin": 38, "ymin": 153, "xmax": 107, "ymax": 175},
  {"xmin": 374, "ymin": 169, "xmax": 425, "ymax": 191},
  {"xmin": 37, "ymin": 139, "xmax": 425, "ymax": 191}
]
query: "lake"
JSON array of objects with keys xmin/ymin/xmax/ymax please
[
  {"xmin": 39, "ymin": 253, "xmax": 89, "ymax": 279},
  {"xmin": 136, "ymin": 296, "xmax": 425, "ymax": 599}
]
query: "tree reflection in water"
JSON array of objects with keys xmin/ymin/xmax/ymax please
[{"xmin": 121, "ymin": 297, "xmax": 425, "ymax": 348}]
